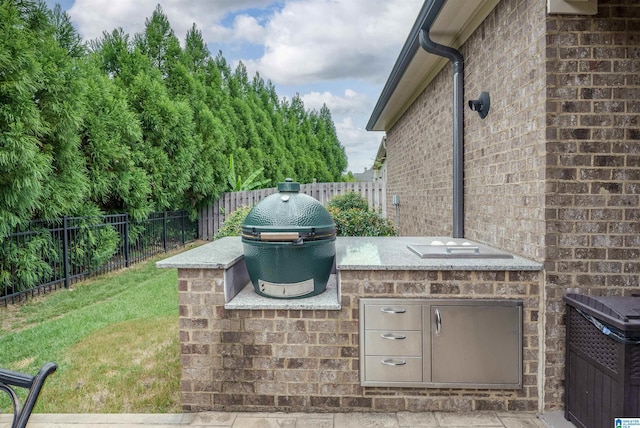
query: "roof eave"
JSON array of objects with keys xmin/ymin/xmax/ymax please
[{"xmin": 367, "ymin": 0, "xmax": 501, "ymax": 132}]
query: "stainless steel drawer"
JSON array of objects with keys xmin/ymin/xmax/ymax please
[
  {"xmin": 364, "ymin": 331, "xmax": 422, "ymax": 356},
  {"xmin": 364, "ymin": 356, "xmax": 422, "ymax": 383},
  {"xmin": 364, "ymin": 304, "xmax": 422, "ymax": 330}
]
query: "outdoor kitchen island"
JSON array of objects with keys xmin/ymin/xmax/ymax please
[{"xmin": 157, "ymin": 236, "xmax": 543, "ymax": 413}]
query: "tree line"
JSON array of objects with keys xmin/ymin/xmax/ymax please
[{"xmin": 0, "ymin": 1, "xmax": 348, "ymax": 239}]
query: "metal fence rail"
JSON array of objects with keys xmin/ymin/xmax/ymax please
[
  {"xmin": 1, "ymin": 210, "xmax": 197, "ymax": 306},
  {"xmin": 199, "ymin": 181, "xmax": 386, "ymax": 240}
]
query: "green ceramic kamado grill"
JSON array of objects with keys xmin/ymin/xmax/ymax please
[{"xmin": 241, "ymin": 179, "xmax": 336, "ymax": 299}]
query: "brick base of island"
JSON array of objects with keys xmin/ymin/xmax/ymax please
[{"xmin": 157, "ymin": 236, "xmax": 543, "ymax": 413}]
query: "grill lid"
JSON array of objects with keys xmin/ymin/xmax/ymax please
[{"xmin": 242, "ymin": 179, "xmax": 336, "ymax": 242}]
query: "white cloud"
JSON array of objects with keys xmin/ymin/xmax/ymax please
[
  {"xmin": 232, "ymin": 15, "xmax": 266, "ymax": 45},
  {"xmin": 69, "ymin": 0, "xmax": 152, "ymax": 41},
  {"xmin": 299, "ymin": 88, "xmax": 382, "ymax": 172},
  {"xmin": 242, "ymin": 0, "xmax": 423, "ymax": 85},
  {"xmin": 336, "ymin": 117, "xmax": 384, "ymax": 173},
  {"xmin": 301, "ymin": 89, "xmax": 368, "ymax": 116},
  {"xmin": 68, "ymin": 0, "xmax": 273, "ymax": 43}
]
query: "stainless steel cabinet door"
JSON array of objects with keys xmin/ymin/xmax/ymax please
[{"xmin": 430, "ymin": 303, "xmax": 521, "ymax": 387}]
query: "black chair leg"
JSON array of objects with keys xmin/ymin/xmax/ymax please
[{"xmin": 0, "ymin": 362, "xmax": 57, "ymax": 428}]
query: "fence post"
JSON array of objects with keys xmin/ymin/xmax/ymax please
[
  {"xmin": 124, "ymin": 213, "xmax": 130, "ymax": 268},
  {"xmin": 63, "ymin": 216, "xmax": 70, "ymax": 289},
  {"xmin": 163, "ymin": 211, "xmax": 168, "ymax": 252},
  {"xmin": 181, "ymin": 211, "xmax": 186, "ymax": 244}
]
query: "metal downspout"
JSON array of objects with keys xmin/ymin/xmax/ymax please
[{"xmin": 418, "ymin": 0, "xmax": 465, "ymax": 238}]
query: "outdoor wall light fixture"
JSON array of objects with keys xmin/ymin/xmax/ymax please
[{"xmin": 468, "ymin": 92, "xmax": 490, "ymax": 119}]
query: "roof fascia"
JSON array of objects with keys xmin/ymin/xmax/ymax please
[{"xmin": 367, "ymin": 0, "xmax": 500, "ymax": 132}]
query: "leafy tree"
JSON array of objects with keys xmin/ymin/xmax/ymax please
[
  {"xmin": 90, "ymin": 28, "xmax": 143, "ymax": 85},
  {"xmin": 50, "ymin": 4, "xmax": 84, "ymax": 58},
  {"xmin": 35, "ymin": 29, "xmax": 88, "ymax": 220}
]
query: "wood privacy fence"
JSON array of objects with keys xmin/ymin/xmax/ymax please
[{"xmin": 199, "ymin": 181, "xmax": 386, "ymax": 240}]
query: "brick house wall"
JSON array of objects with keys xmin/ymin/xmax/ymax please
[
  {"xmin": 385, "ymin": 70, "xmax": 454, "ymax": 237},
  {"xmin": 385, "ymin": 0, "xmax": 548, "ymax": 261},
  {"xmin": 384, "ymin": 0, "xmax": 640, "ymax": 412},
  {"xmin": 543, "ymin": 0, "xmax": 640, "ymax": 410},
  {"xmin": 463, "ymin": 0, "xmax": 548, "ymax": 261}
]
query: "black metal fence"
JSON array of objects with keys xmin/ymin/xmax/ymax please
[{"xmin": 1, "ymin": 211, "xmax": 197, "ymax": 306}]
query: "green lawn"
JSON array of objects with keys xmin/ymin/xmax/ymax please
[{"xmin": 0, "ymin": 244, "xmax": 199, "ymax": 413}]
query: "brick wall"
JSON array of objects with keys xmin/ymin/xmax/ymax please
[
  {"xmin": 384, "ymin": 0, "xmax": 640, "ymax": 412},
  {"xmin": 178, "ymin": 267, "xmax": 541, "ymax": 412},
  {"xmin": 543, "ymin": 0, "xmax": 640, "ymax": 410},
  {"xmin": 463, "ymin": 0, "xmax": 548, "ymax": 261},
  {"xmin": 386, "ymin": 69, "xmax": 454, "ymax": 237},
  {"xmin": 385, "ymin": 0, "xmax": 548, "ymax": 261}
]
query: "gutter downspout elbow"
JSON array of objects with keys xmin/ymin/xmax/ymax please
[{"xmin": 418, "ymin": 8, "xmax": 465, "ymax": 239}]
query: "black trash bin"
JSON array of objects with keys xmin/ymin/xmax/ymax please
[{"xmin": 564, "ymin": 293, "xmax": 640, "ymax": 428}]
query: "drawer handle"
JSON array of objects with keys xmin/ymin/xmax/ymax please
[
  {"xmin": 380, "ymin": 307, "xmax": 406, "ymax": 314},
  {"xmin": 381, "ymin": 358, "xmax": 406, "ymax": 366},
  {"xmin": 381, "ymin": 333, "xmax": 406, "ymax": 340}
]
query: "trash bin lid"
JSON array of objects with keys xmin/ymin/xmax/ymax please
[{"xmin": 564, "ymin": 293, "xmax": 640, "ymax": 332}]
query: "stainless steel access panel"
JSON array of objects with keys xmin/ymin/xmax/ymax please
[{"xmin": 360, "ymin": 298, "xmax": 523, "ymax": 389}]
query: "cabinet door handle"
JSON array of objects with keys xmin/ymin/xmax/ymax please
[
  {"xmin": 380, "ymin": 307, "xmax": 406, "ymax": 314},
  {"xmin": 381, "ymin": 358, "xmax": 406, "ymax": 366},
  {"xmin": 381, "ymin": 333, "xmax": 406, "ymax": 340},
  {"xmin": 435, "ymin": 308, "xmax": 442, "ymax": 336}
]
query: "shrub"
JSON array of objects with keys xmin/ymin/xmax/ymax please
[
  {"xmin": 326, "ymin": 191, "xmax": 370, "ymax": 212},
  {"xmin": 214, "ymin": 206, "xmax": 251, "ymax": 239},
  {"xmin": 326, "ymin": 192, "xmax": 396, "ymax": 237}
]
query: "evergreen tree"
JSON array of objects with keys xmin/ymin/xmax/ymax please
[
  {"xmin": 34, "ymin": 8, "xmax": 88, "ymax": 219},
  {"xmin": 183, "ymin": 24, "xmax": 209, "ymax": 73},
  {"xmin": 1, "ymin": 1, "xmax": 349, "ymax": 235},
  {"xmin": 134, "ymin": 4, "xmax": 181, "ymax": 78},
  {"xmin": 127, "ymin": 71, "xmax": 197, "ymax": 211},
  {"xmin": 79, "ymin": 59, "xmax": 151, "ymax": 220},
  {"xmin": 0, "ymin": 0, "xmax": 49, "ymax": 237}
]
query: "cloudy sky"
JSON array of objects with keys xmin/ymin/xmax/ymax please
[{"xmin": 44, "ymin": 0, "xmax": 424, "ymax": 174}]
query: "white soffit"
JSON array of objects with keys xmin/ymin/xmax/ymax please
[
  {"xmin": 547, "ymin": 0, "xmax": 598, "ymax": 15},
  {"xmin": 372, "ymin": 0, "xmax": 500, "ymax": 131}
]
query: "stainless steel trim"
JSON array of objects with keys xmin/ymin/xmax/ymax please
[
  {"xmin": 381, "ymin": 307, "xmax": 406, "ymax": 314},
  {"xmin": 365, "ymin": 304, "xmax": 422, "ymax": 330},
  {"xmin": 360, "ymin": 298, "xmax": 523, "ymax": 389},
  {"xmin": 381, "ymin": 333, "xmax": 406, "ymax": 340},
  {"xmin": 445, "ymin": 245, "xmax": 479, "ymax": 254},
  {"xmin": 258, "ymin": 278, "xmax": 314, "ymax": 297},
  {"xmin": 381, "ymin": 358, "xmax": 406, "ymax": 366},
  {"xmin": 363, "ymin": 355, "xmax": 423, "ymax": 383},
  {"xmin": 364, "ymin": 331, "xmax": 422, "ymax": 356}
]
